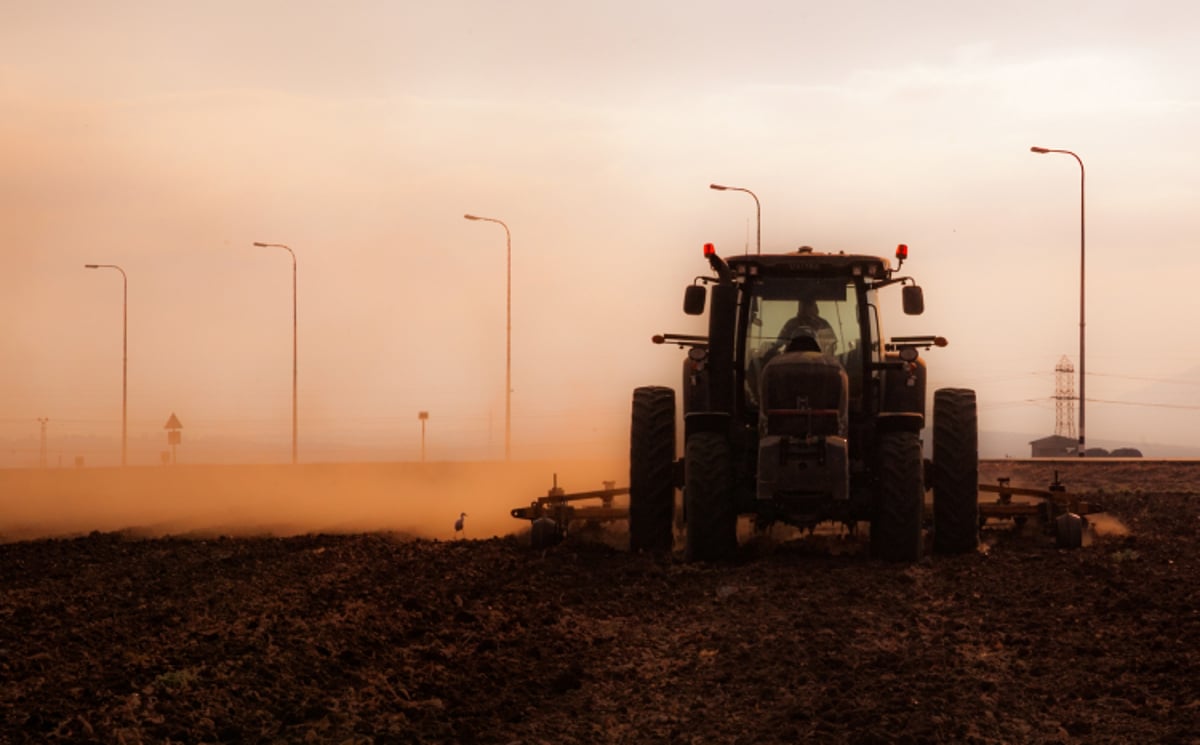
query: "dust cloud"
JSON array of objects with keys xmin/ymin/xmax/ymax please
[
  {"xmin": 1087, "ymin": 512, "xmax": 1131, "ymax": 538},
  {"xmin": 0, "ymin": 458, "xmax": 627, "ymax": 544}
]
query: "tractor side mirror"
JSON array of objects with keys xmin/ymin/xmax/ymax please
[
  {"xmin": 902, "ymin": 285, "xmax": 924, "ymax": 315},
  {"xmin": 683, "ymin": 284, "xmax": 707, "ymax": 315}
]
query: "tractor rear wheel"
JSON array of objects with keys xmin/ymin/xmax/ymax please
[
  {"xmin": 932, "ymin": 388, "xmax": 980, "ymax": 554},
  {"xmin": 629, "ymin": 386, "xmax": 676, "ymax": 552},
  {"xmin": 684, "ymin": 432, "xmax": 737, "ymax": 562},
  {"xmin": 871, "ymin": 430, "xmax": 925, "ymax": 562}
]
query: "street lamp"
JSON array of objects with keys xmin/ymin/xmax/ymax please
[
  {"xmin": 418, "ymin": 411, "xmax": 429, "ymax": 462},
  {"xmin": 84, "ymin": 263, "xmax": 128, "ymax": 466},
  {"xmin": 1030, "ymin": 146, "xmax": 1086, "ymax": 457},
  {"xmin": 710, "ymin": 183, "xmax": 761, "ymax": 255},
  {"xmin": 252, "ymin": 241, "xmax": 298, "ymax": 464},
  {"xmin": 464, "ymin": 213, "xmax": 512, "ymax": 461},
  {"xmin": 37, "ymin": 417, "xmax": 49, "ymax": 468}
]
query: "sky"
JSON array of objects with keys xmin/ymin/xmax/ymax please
[{"xmin": 3, "ymin": 0, "xmax": 1200, "ymax": 466}]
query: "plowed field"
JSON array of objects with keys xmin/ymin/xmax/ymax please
[{"xmin": 2, "ymin": 463, "xmax": 1198, "ymax": 744}]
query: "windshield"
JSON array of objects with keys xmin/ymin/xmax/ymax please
[{"xmin": 743, "ymin": 277, "xmax": 867, "ymax": 408}]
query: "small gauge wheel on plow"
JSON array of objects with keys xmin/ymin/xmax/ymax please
[
  {"xmin": 1054, "ymin": 511, "xmax": 1085, "ymax": 549},
  {"xmin": 1047, "ymin": 472, "xmax": 1085, "ymax": 549},
  {"xmin": 530, "ymin": 516, "xmax": 564, "ymax": 550}
]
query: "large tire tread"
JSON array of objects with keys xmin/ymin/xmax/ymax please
[
  {"xmin": 684, "ymin": 433, "xmax": 737, "ymax": 562},
  {"xmin": 871, "ymin": 430, "xmax": 924, "ymax": 562},
  {"xmin": 932, "ymin": 388, "xmax": 980, "ymax": 555},
  {"xmin": 629, "ymin": 386, "xmax": 676, "ymax": 552}
]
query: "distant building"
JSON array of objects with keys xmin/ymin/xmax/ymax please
[
  {"xmin": 1030, "ymin": 435, "xmax": 1078, "ymax": 457},
  {"xmin": 1028, "ymin": 437, "xmax": 1144, "ymax": 458},
  {"xmin": 1110, "ymin": 447, "xmax": 1144, "ymax": 458}
]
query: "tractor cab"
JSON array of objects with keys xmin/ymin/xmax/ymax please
[{"xmin": 681, "ymin": 245, "xmax": 930, "ymax": 433}]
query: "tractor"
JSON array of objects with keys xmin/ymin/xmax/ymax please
[{"xmin": 628, "ymin": 243, "xmax": 979, "ymax": 561}]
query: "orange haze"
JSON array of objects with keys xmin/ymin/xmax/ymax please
[{"xmin": 0, "ymin": 459, "xmax": 626, "ymax": 543}]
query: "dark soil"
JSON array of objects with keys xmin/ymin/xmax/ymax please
[{"xmin": 3, "ymin": 471, "xmax": 1199, "ymax": 743}]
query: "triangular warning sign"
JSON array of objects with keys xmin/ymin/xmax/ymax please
[{"xmin": 164, "ymin": 413, "xmax": 183, "ymax": 430}]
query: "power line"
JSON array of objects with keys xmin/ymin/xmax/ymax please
[
  {"xmin": 1087, "ymin": 398, "xmax": 1200, "ymax": 411},
  {"xmin": 980, "ymin": 395, "xmax": 1200, "ymax": 412},
  {"xmin": 979, "ymin": 397, "xmax": 1053, "ymax": 409},
  {"xmin": 1088, "ymin": 371, "xmax": 1200, "ymax": 387}
]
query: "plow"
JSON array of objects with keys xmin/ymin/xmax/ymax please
[
  {"xmin": 511, "ymin": 468, "xmax": 1105, "ymax": 552},
  {"xmin": 509, "ymin": 476, "xmax": 629, "ymax": 549},
  {"xmin": 978, "ymin": 471, "xmax": 1103, "ymax": 549}
]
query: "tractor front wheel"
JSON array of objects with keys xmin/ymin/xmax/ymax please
[
  {"xmin": 871, "ymin": 430, "xmax": 925, "ymax": 562},
  {"xmin": 684, "ymin": 432, "xmax": 737, "ymax": 562}
]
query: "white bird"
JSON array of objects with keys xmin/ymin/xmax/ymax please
[{"xmin": 454, "ymin": 512, "xmax": 467, "ymax": 538}]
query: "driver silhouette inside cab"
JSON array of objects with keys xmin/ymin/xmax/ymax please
[
  {"xmin": 746, "ymin": 297, "xmax": 840, "ymax": 409},
  {"xmin": 777, "ymin": 298, "xmax": 837, "ymax": 356}
]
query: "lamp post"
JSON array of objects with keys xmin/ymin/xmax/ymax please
[
  {"xmin": 1030, "ymin": 146, "xmax": 1086, "ymax": 457},
  {"xmin": 37, "ymin": 417, "xmax": 49, "ymax": 468},
  {"xmin": 418, "ymin": 411, "xmax": 429, "ymax": 462},
  {"xmin": 710, "ymin": 183, "xmax": 761, "ymax": 255},
  {"xmin": 252, "ymin": 242, "xmax": 298, "ymax": 464},
  {"xmin": 463, "ymin": 213, "xmax": 511, "ymax": 461},
  {"xmin": 84, "ymin": 263, "xmax": 127, "ymax": 466}
]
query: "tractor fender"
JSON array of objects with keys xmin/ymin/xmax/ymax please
[
  {"xmin": 874, "ymin": 411, "xmax": 925, "ymax": 434},
  {"xmin": 882, "ymin": 354, "xmax": 927, "ymax": 418}
]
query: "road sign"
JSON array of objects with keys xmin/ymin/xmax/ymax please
[{"xmin": 164, "ymin": 413, "xmax": 182, "ymax": 464}]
